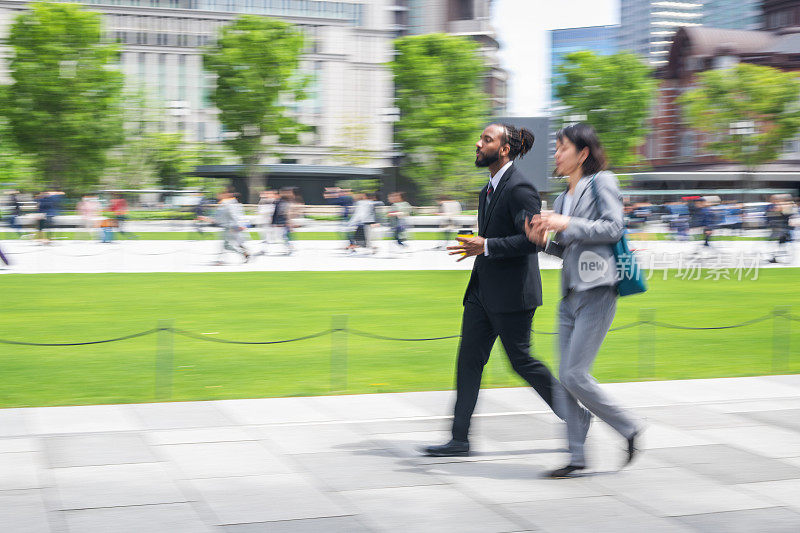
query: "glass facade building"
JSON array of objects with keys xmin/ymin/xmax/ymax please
[
  {"xmin": 550, "ymin": 25, "xmax": 619, "ymax": 103},
  {"xmin": 620, "ymin": 0, "xmax": 703, "ymax": 66}
]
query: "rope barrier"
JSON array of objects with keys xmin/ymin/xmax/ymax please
[
  {"xmin": 0, "ymin": 328, "xmax": 160, "ymax": 346},
  {"xmin": 348, "ymin": 329, "xmax": 461, "ymax": 341},
  {"xmin": 171, "ymin": 328, "xmax": 333, "ymax": 345},
  {"xmin": 647, "ymin": 314, "xmax": 773, "ymax": 330},
  {"xmin": 0, "ymin": 311, "xmax": 790, "ymax": 346}
]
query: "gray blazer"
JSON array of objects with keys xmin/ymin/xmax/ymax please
[{"xmin": 544, "ymin": 171, "xmax": 624, "ymax": 297}]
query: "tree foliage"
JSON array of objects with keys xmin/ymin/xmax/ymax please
[
  {"xmin": 202, "ymin": 15, "xmax": 307, "ymax": 179},
  {"xmin": 678, "ymin": 63, "xmax": 800, "ymax": 171},
  {"xmin": 556, "ymin": 51, "xmax": 655, "ymax": 169},
  {"xmin": 2, "ymin": 2, "xmax": 124, "ymax": 194},
  {"xmin": 391, "ymin": 34, "xmax": 490, "ymax": 203}
]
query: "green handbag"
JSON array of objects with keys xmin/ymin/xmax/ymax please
[{"xmin": 589, "ymin": 175, "xmax": 647, "ymax": 297}]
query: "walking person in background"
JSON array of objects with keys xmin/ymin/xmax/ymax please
[
  {"xmin": 271, "ymin": 187, "xmax": 296, "ymax": 256},
  {"xmin": 35, "ymin": 189, "xmax": 64, "ymax": 244},
  {"xmin": 257, "ymin": 189, "xmax": 277, "ymax": 255},
  {"xmin": 420, "ymin": 123, "xmax": 584, "ymax": 458},
  {"xmin": 77, "ymin": 195, "xmax": 102, "ymax": 240},
  {"xmin": 110, "ymin": 194, "xmax": 136, "ymax": 238},
  {"xmin": 766, "ymin": 194, "xmax": 796, "ymax": 264},
  {"xmin": 345, "ymin": 192, "xmax": 375, "ymax": 253},
  {"xmin": 7, "ymin": 190, "xmax": 23, "ymax": 237},
  {"xmin": 525, "ymin": 123, "xmax": 642, "ymax": 478},
  {"xmin": 212, "ymin": 190, "xmax": 250, "ymax": 265},
  {"xmin": 437, "ymin": 195, "xmax": 462, "ymax": 249},
  {"xmin": 387, "ymin": 191, "xmax": 411, "ymax": 248}
]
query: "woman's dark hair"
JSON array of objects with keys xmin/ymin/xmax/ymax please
[
  {"xmin": 555, "ymin": 123, "xmax": 607, "ymax": 175},
  {"xmin": 497, "ymin": 123, "xmax": 535, "ymax": 160}
]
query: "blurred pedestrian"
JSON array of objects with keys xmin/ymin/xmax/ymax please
[
  {"xmin": 421, "ymin": 123, "xmax": 577, "ymax": 458},
  {"xmin": 77, "ymin": 195, "xmax": 102, "ymax": 240},
  {"xmin": 110, "ymin": 194, "xmax": 136, "ymax": 238},
  {"xmin": 6, "ymin": 191, "xmax": 23, "ymax": 237},
  {"xmin": 345, "ymin": 192, "xmax": 375, "ymax": 253},
  {"xmin": 437, "ymin": 195, "xmax": 462, "ymax": 249},
  {"xmin": 767, "ymin": 194, "xmax": 795, "ymax": 264},
  {"xmin": 271, "ymin": 187, "xmax": 297, "ymax": 256},
  {"xmin": 525, "ymin": 123, "xmax": 642, "ymax": 478},
  {"xmin": 35, "ymin": 189, "xmax": 64, "ymax": 244},
  {"xmin": 212, "ymin": 190, "xmax": 250, "ymax": 264},
  {"xmin": 256, "ymin": 190, "xmax": 277, "ymax": 255},
  {"xmin": 387, "ymin": 191, "xmax": 411, "ymax": 248}
]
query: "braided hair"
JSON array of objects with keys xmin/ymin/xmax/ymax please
[{"xmin": 497, "ymin": 123, "xmax": 535, "ymax": 160}]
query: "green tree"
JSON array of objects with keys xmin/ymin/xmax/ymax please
[
  {"xmin": 2, "ymin": 2, "xmax": 124, "ymax": 194},
  {"xmin": 203, "ymin": 15, "xmax": 307, "ymax": 186},
  {"xmin": 390, "ymin": 34, "xmax": 490, "ymax": 203},
  {"xmin": 678, "ymin": 63, "xmax": 800, "ymax": 171},
  {"xmin": 556, "ymin": 51, "xmax": 656, "ymax": 169}
]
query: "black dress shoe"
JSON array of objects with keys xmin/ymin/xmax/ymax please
[
  {"xmin": 624, "ymin": 429, "xmax": 641, "ymax": 467},
  {"xmin": 419, "ymin": 439, "xmax": 469, "ymax": 457},
  {"xmin": 547, "ymin": 464, "xmax": 585, "ymax": 478}
]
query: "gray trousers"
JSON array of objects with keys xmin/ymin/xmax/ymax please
[{"xmin": 557, "ymin": 286, "xmax": 637, "ymax": 466}]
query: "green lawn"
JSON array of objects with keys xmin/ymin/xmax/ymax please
[{"xmin": 1, "ymin": 270, "xmax": 798, "ymax": 408}]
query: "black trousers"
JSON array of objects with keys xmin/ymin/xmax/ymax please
[{"xmin": 452, "ymin": 289, "xmax": 559, "ymax": 442}]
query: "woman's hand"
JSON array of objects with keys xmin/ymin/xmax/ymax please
[
  {"xmin": 524, "ymin": 215, "xmax": 548, "ymax": 246},
  {"xmin": 541, "ymin": 212, "xmax": 571, "ymax": 232}
]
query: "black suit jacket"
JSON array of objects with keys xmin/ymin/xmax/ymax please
[{"xmin": 464, "ymin": 163, "xmax": 543, "ymax": 313}]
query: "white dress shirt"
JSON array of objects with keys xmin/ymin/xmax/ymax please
[{"xmin": 483, "ymin": 160, "xmax": 513, "ymax": 256}]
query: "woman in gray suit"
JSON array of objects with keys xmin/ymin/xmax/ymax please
[{"xmin": 525, "ymin": 123, "xmax": 641, "ymax": 478}]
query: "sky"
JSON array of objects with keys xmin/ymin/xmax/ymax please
[{"xmin": 491, "ymin": 0, "xmax": 619, "ymax": 117}]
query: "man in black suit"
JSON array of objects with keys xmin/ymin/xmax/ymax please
[{"xmin": 421, "ymin": 123, "xmax": 585, "ymax": 457}]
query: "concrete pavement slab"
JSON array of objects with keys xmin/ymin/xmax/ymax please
[
  {"xmin": 254, "ymin": 423, "xmax": 375, "ymax": 455},
  {"xmin": 189, "ymin": 473, "xmax": 348, "ymax": 525},
  {"xmin": 739, "ymin": 408, "xmax": 800, "ymax": 432},
  {"xmin": 674, "ymin": 507, "xmax": 800, "ymax": 532},
  {"xmin": 736, "ymin": 479, "xmax": 800, "ymax": 512},
  {"xmin": 0, "ymin": 436, "xmax": 39, "ymax": 453},
  {"xmin": 591, "ymin": 467, "xmax": 776, "ymax": 517},
  {"xmin": 28, "ymin": 404, "xmax": 141, "ymax": 435},
  {"xmin": 422, "ymin": 459, "xmax": 610, "ymax": 504},
  {"xmin": 43, "ymin": 432, "xmax": 155, "ymax": 468},
  {"xmin": 503, "ymin": 495, "xmax": 693, "ymax": 533},
  {"xmin": 0, "ymin": 490, "xmax": 50, "ymax": 533},
  {"xmin": 691, "ymin": 425, "xmax": 800, "ymax": 458},
  {"xmin": 155, "ymin": 441, "xmax": 293, "ymax": 479},
  {"xmin": 222, "ymin": 516, "xmax": 370, "ymax": 532},
  {"xmin": 215, "ymin": 397, "xmax": 334, "ymax": 425},
  {"xmin": 62, "ymin": 503, "xmax": 215, "ymax": 533},
  {"xmin": 647, "ymin": 444, "xmax": 800, "ymax": 484},
  {"xmin": 341, "ymin": 484, "xmax": 525, "ymax": 533},
  {"xmin": 0, "ymin": 451, "xmax": 43, "ymax": 490},
  {"xmin": 146, "ymin": 426, "xmax": 258, "ymax": 445},
  {"xmin": 52, "ymin": 462, "xmax": 188, "ymax": 510},
  {"xmin": 0, "ymin": 408, "xmax": 31, "ymax": 437},
  {"xmin": 132, "ymin": 401, "xmax": 236, "ymax": 430},
  {"xmin": 292, "ymin": 449, "xmax": 445, "ymax": 492}
]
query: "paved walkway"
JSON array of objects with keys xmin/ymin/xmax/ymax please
[
  {"xmin": 3, "ymin": 375, "xmax": 800, "ymax": 532},
  {"xmin": 1, "ymin": 238, "xmax": 797, "ymax": 274}
]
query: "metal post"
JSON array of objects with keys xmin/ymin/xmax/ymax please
[
  {"xmin": 772, "ymin": 306, "xmax": 791, "ymax": 374},
  {"xmin": 155, "ymin": 320, "xmax": 174, "ymax": 401},
  {"xmin": 331, "ymin": 315, "xmax": 348, "ymax": 392},
  {"xmin": 638, "ymin": 309, "xmax": 656, "ymax": 380}
]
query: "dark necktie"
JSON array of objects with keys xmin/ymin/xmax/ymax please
[{"xmin": 486, "ymin": 183, "xmax": 494, "ymax": 204}]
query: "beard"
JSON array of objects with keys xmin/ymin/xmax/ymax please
[{"xmin": 475, "ymin": 148, "xmax": 500, "ymax": 168}]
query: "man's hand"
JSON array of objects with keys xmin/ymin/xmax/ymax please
[{"xmin": 447, "ymin": 235, "xmax": 485, "ymax": 262}]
